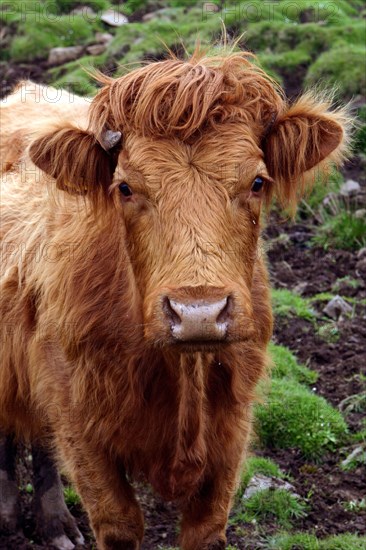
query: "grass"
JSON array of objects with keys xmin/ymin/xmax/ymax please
[
  {"xmin": 267, "ymin": 532, "xmax": 366, "ymax": 549},
  {"xmin": 312, "ymin": 210, "xmax": 366, "ymax": 251},
  {"xmin": 305, "ymin": 43, "xmax": 366, "ymax": 98},
  {"xmin": 272, "ymin": 289, "xmax": 315, "ymax": 321},
  {"xmin": 343, "ymin": 498, "xmax": 366, "ymax": 512},
  {"xmin": 232, "ymin": 488, "xmax": 307, "ymax": 530},
  {"xmin": 10, "ymin": 15, "xmax": 98, "ymax": 62},
  {"xmin": 63, "ymin": 485, "xmax": 81, "ymax": 506},
  {"xmin": 298, "ymin": 169, "xmax": 343, "ymax": 218},
  {"xmin": 269, "ymin": 343, "xmax": 318, "ymax": 385},
  {"xmin": 254, "ymin": 379, "xmax": 348, "ymax": 459}
]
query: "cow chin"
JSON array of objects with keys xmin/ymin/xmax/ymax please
[{"xmin": 143, "ymin": 285, "xmax": 256, "ymax": 350}]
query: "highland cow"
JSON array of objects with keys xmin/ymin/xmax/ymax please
[{"xmin": 0, "ymin": 50, "xmax": 349, "ymax": 550}]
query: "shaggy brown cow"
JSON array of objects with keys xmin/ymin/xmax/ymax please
[{"xmin": 0, "ymin": 49, "xmax": 349, "ymax": 550}]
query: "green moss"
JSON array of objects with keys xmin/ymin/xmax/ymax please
[
  {"xmin": 272, "ymin": 289, "xmax": 315, "ymax": 321},
  {"xmin": 269, "ymin": 343, "xmax": 317, "ymax": 385},
  {"xmin": 238, "ymin": 456, "xmax": 283, "ymax": 497},
  {"xmin": 306, "ymin": 44, "xmax": 366, "ymax": 98},
  {"xmin": 312, "ymin": 210, "xmax": 366, "ymax": 251},
  {"xmin": 254, "ymin": 379, "xmax": 348, "ymax": 459},
  {"xmin": 10, "ymin": 15, "xmax": 97, "ymax": 62},
  {"xmin": 232, "ymin": 488, "xmax": 307, "ymax": 529}
]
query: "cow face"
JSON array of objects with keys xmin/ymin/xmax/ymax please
[
  {"xmin": 29, "ymin": 56, "xmax": 347, "ymax": 349},
  {"xmin": 110, "ymin": 124, "xmax": 266, "ymax": 347}
]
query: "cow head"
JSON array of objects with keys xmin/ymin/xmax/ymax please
[{"xmin": 29, "ymin": 52, "xmax": 349, "ymax": 350}]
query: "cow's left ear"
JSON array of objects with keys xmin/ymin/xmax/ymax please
[
  {"xmin": 29, "ymin": 124, "xmax": 121, "ymax": 195},
  {"xmin": 263, "ymin": 93, "xmax": 350, "ymax": 212}
]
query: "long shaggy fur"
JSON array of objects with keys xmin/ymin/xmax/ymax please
[{"xmin": 0, "ymin": 49, "xmax": 350, "ymax": 550}]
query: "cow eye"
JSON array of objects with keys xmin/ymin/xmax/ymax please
[
  {"xmin": 119, "ymin": 182, "xmax": 133, "ymax": 197},
  {"xmin": 251, "ymin": 177, "xmax": 264, "ymax": 193}
]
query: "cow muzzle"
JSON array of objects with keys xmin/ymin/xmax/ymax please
[{"xmin": 162, "ymin": 293, "xmax": 232, "ymax": 342}]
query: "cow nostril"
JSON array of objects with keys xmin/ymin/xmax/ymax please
[
  {"xmin": 163, "ymin": 297, "xmax": 181, "ymax": 326},
  {"xmin": 216, "ymin": 295, "xmax": 232, "ymax": 324}
]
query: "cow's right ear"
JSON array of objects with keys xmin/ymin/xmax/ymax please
[{"xmin": 29, "ymin": 125, "xmax": 122, "ymax": 195}]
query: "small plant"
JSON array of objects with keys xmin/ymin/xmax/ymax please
[
  {"xmin": 269, "ymin": 343, "xmax": 318, "ymax": 385},
  {"xmin": 255, "ymin": 379, "xmax": 348, "ymax": 459},
  {"xmin": 343, "ymin": 498, "xmax": 366, "ymax": 512},
  {"xmin": 63, "ymin": 485, "xmax": 81, "ymax": 506},
  {"xmin": 312, "ymin": 207, "xmax": 366, "ymax": 251},
  {"xmin": 272, "ymin": 289, "xmax": 316, "ymax": 321},
  {"xmin": 233, "ymin": 488, "xmax": 307, "ymax": 530},
  {"xmin": 316, "ymin": 321, "xmax": 340, "ymax": 343}
]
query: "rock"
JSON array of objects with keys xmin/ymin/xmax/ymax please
[
  {"xmin": 355, "ymin": 208, "xmax": 366, "ymax": 219},
  {"xmin": 340, "ymin": 179, "xmax": 361, "ymax": 196},
  {"xmin": 341, "ymin": 445, "xmax": 365, "ymax": 469},
  {"xmin": 95, "ymin": 32, "xmax": 113, "ymax": 45},
  {"xmin": 141, "ymin": 8, "xmax": 178, "ymax": 22},
  {"xmin": 293, "ymin": 281, "xmax": 308, "ymax": 295},
  {"xmin": 357, "ymin": 247, "xmax": 366, "ymax": 260},
  {"xmin": 323, "ymin": 295, "xmax": 353, "ymax": 320},
  {"xmin": 48, "ymin": 46, "xmax": 84, "ymax": 66},
  {"xmin": 86, "ymin": 44, "xmax": 107, "ymax": 56},
  {"xmin": 101, "ymin": 9, "xmax": 128, "ymax": 27},
  {"xmin": 242, "ymin": 474, "xmax": 299, "ymax": 501}
]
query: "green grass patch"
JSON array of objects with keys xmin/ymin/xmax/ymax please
[
  {"xmin": 272, "ymin": 289, "xmax": 315, "ymax": 321},
  {"xmin": 306, "ymin": 44, "xmax": 366, "ymax": 98},
  {"xmin": 232, "ymin": 488, "xmax": 307, "ymax": 529},
  {"xmin": 255, "ymin": 379, "xmax": 348, "ymax": 459},
  {"xmin": 267, "ymin": 532, "xmax": 366, "ymax": 549},
  {"xmin": 10, "ymin": 15, "xmax": 97, "ymax": 62},
  {"xmin": 269, "ymin": 343, "xmax": 317, "ymax": 385},
  {"xmin": 312, "ymin": 210, "xmax": 366, "ymax": 251}
]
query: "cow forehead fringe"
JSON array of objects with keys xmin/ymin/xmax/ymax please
[{"xmin": 88, "ymin": 49, "xmax": 285, "ymax": 142}]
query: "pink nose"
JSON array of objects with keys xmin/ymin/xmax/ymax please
[{"xmin": 163, "ymin": 295, "xmax": 232, "ymax": 341}]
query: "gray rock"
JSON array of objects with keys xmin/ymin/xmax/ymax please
[
  {"xmin": 242, "ymin": 474, "xmax": 298, "ymax": 500},
  {"xmin": 142, "ymin": 8, "xmax": 176, "ymax": 22},
  {"xmin": 86, "ymin": 44, "xmax": 107, "ymax": 56},
  {"xmin": 355, "ymin": 208, "xmax": 366, "ymax": 219},
  {"xmin": 48, "ymin": 46, "xmax": 84, "ymax": 66},
  {"xmin": 101, "ymin": 9, "xmax": 128, "ymax": 27},
  {"xmin": 323, "ymin": 295, "xmax": 353, "ymax": 320},
  {"xmin": 340, "ymin": 179, "xmax": 361, "ymax": 196},
  {"xmin": 95, "ymin": 32, "xmax": 113, "ymax": 45},
  {"xmin": 341, "ymin": 446, "xmax": 365, "ymax": 469}
]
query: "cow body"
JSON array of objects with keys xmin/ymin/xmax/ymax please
[{"xmin": 0, "ymin": 51, "xmax": 348, "ymax": 549}]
